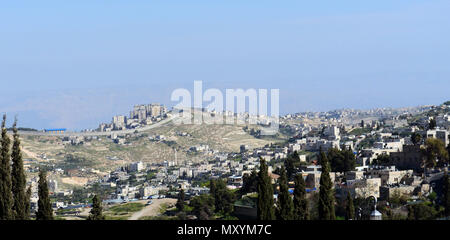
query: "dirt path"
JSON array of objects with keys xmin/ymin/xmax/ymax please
[
  {"xmin": 21, "ymin": 147, "xmax": 45, "ymax": 161},
  {"xmin": 129, "ymin": 199, "xmax": 177, "ymax": 220},
  {"xmin": 61, "ymin": 176, "xmax": 89, "ymax": 186}
]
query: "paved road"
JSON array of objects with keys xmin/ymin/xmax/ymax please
[{"xmin": 16, "ymin": 114, "xmax": 179, "ymax": 137}]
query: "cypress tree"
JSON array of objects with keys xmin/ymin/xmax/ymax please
[
  {"xmin": 318, "ymin": 151, "xmax": 336, "ymax": 220},
  {"xmin": 0, "ymin": 114, "xmax": 13, "ymax": 220},
  {"xmin": 276, "ymin": 166, "xmax": 294, "ymax": 220},
  {"xmin": 345, "ymin": 192, "xmax": 355, "ymax": 220},
  {"xmin": 176, "ymin": 188, "xmax": 185, "ymax": 212},
  {"xmin": 293, "ymin": 174, "xmax": 309, "ymax": 220},
  {"xmin": 411, "ymin": 132, "xmax": 422, "ymax": 145},
  {"xmin": 428, "ymin": 118, "xmax": 436, "ymax": 130},
  {"xmin": 447, "ymin": 143, "xmax": 450, "ymax": 161},
  {"xmin": 257, "ymin": 158, "xmax": 275, "ymax": 220},
  {"xmin": 209, "ymin": 179, "xmax": 216, "ymax": 198},
  {"xmin": 11, "ymin": 119, "xmax": 28, "ymax": 220},
  {"xmin": 36, "ymin": 170, "xmax": 53, "ymax": 220},
  {"xmin": 407, "ymin": 205, "xmax": 415, "ymax": 220},
  {"xmin": 284, "ymin": 152, "xmax": 298, "ymax": 181},
  {"xmin": 241, "ymin": 169, "xmax": 258, "ymax": 194},
  {"xmin": 87, "ymin": 195, "xmax": 105, "ymax": 220},
  {"xmin": 443, "ymin": 173, "xmax": 450, "ymax": 217},
  {"xmin": 25, "ymin": 186, "xmax": 31, "ymax": 219}
]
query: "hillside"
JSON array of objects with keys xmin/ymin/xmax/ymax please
[{"xmin": 20, "ymin": 119, "xmax": 287, "ymax": 173}]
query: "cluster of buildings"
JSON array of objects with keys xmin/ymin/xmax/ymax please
[
  {"xmin": 99, "ymin": 103, "xmax": 167, "ymax": 131},
  {"xmin": 81, "ymin": 142, "xmax": 297, "ymax": 203},
  {"xmin": 333, "ymin": 166, "xmax": 430, "ymax": 201},
  {"xmin": 27, "ymin": 171, "xmax": 74, "ymax": 213},
  {"xmin": 82, "ymin": 104, "xmax": 449, "ymax": 209}
]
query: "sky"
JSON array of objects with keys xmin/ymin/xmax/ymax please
[{"xmin": 1, "ymin": 1, "xmax": 449, "ymax": 130}]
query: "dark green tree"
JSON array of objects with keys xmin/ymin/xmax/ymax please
[
  {"xmin": 241, "ymin": 169, "xmax": 258, "ymax": 194},
  {"xmin": 447, "ymin": 143, "xmax": 450, "ymax": 165},
  {"xmin": 428, "ymin": 118, "xmax": 437, "ymax": 130},
  {"xmin": 293, "ymin": 174, "xmax": 309, "ymax": 220},
  {"xmin": 327, "ymin": 148, "xmax": 356, "ymax": 173},
  {"xmin": 345, "ymin": 192, "xmax": 355, "ymax": 220},
  {"xmin": 71, "ymin": 188, "xmax": 87, "ymax": 203},
  {"xmin": 25, "ymin": 186, "xmax": 31, "ymax": 218},
  {"xmin": 211, "ymin": 179, "xmax": 235, "ymax": 216},
  {"xmin": 209, "ymin": 179, "xmax": 216, "ymax": 198},
  {"xmin": 210, "ymin": 179, "xmax": 217, "ymax": 199},
  {"xmin": 257, "ymin": 158, "xmax": 275, "ymax": 220},
  {"xmin": 407, "ymin": 205, "xmax": 415, "ymax": 220},
  {"xmin": 373, "ymin": 153, "xmax": 391, "ymax": 166},
  {"xmin": 276, "ymin": 166, "xmax": 294, "ymax": 220},
  {"xmin": 0, "ymin": 115, "xmax": 13, "ymax": 220},
  {"xmin": 443, "ymin": 173, "xmax": 450, "ymax": 217},
  {"xmin": 411, "ymin": 132, "xmax": 422, "ymax": 145},
  {"xmin": 176, "ymin": 188, "xmax": 185, "ymax": 212},
  {"xmin": 11, "ymin": 119, "xmax": 28, "ymax": 220},
  {"xmin": 318, "ymin": 151, "xmax": 336, "ymax": 220},
  {"xmin": 209, "ymin": 179, "xmax": 216, "ymax": 195},
  {"xmin": 87, "ymin": 195, "xmax": 105, "ymax": 220},
  {"xmin": 342, "ymin": 149, "xmax": 356, "ymax": 172},
  {"xmin": 327, "ymin": 148, "xmax": 342, "ymax": 172},
  {"xmin": 36, "ymin": 170, "xmax": 53, "ymax": 220},
  {"xmin": 190, "ymin": 194, "xmax": 215, "ymax": 220},
  {"xmin": 447, "ymin": 143, "xmax": 450, "ymax": 164},
  {"xmin": 423, "ymin": 138, "xmax": 449, "ymax": 169},
  {"xmin": 284, "ymin": 151, "xmax": 299, "ymax": 180},
  {"xmin": 407, "ymin": 202, "xmax": 437, "ymax": 220}
]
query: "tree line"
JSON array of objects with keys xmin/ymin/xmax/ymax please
[
  {"xmin": 0, "ymin": 115, "xmax": 32, "ymax": 220},
  {"xmin": 172, "ymin": 150, "xmax": 343, "ymax": 220},
  {"xmin": 256, "ymin": 151, "xmax": 336, "ymax": 220},
  {"xmin": 256, "ymin": 149, "xmax": 450, "ymax": 220}
]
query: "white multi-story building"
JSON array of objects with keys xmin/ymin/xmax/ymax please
[
  {"xmin": 325, "ymin": 125, "xmax": 340, "ymax": 140},
  {"xmin": 48, "ymin": 179, "xmax": 58, "ymax": 192},
  {"xmin": 112, "ymin": 115, "xmax": 127, "ymax": 130}
]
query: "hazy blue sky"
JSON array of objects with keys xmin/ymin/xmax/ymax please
[{"xmin": 1, "ymin": 1, "xmax": 449, "ymax": 130}]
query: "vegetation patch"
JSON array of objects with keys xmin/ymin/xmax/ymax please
[{"xmin": 109, "ymin": 203, "xmax": 145, "ymax": 214}]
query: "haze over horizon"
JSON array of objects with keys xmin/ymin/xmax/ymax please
[{"xmin": 1, "ymin": 1, "xmax": 449, "ymax": 130}]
